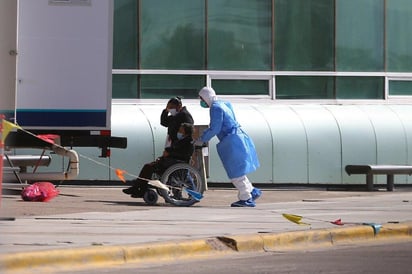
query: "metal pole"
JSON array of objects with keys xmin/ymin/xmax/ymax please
[
  {"xmin": 387, "ymin": 174, "xmax": 394, "ymax": 191},
  {"xmin": 366, "ymin": 173, "xmax": 374, "ymax": 191}
]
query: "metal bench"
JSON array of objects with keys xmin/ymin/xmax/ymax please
[
  {"xmin": 345, "ymin": 165, "xmax": 412, "ymax": 191},
  {"xmin": 3, "ymin": 155, "xmax": 51, "ymax": 169},
  {"xmin": 3, "ymin": 166, "xmax": 21, "ymax": 173},
  {"xmin": 3, "ymin": 154, "xmax": 52, "ymax": 184},
  {"xmin": 2, "ymin": 166, "xmax": 22, "ymax": 183}
]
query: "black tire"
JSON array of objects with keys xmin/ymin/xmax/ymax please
[
  {"xmin": 143, "ymin": 188, "xmax": 159, "ymax": 205},
  {"xmin": 159, "ymin": 163, "xmax": 204, "ymax": 206}
]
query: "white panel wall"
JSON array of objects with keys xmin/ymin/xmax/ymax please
[
  {"xmin": 326, "ymin": 105, "xmax": 377, "ymax": 184},
  {"xmin": 0, "ymin": 0, "xmax": 17, "ymax": 115},
  {"xmin": 22, "ymin": 102, "xmax": 412, "ymax": 186},
  {"xmin": 292, "ymin": 106, "xmax": 342, "ymax": 184},
  {"xmin": 256, "ymin": 105, "xmax": 308, "ymax": 183}
]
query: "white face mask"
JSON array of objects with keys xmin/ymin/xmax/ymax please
[{"xmin": 169, "ymin": 109, "xmax": 177, "ymax": 116}]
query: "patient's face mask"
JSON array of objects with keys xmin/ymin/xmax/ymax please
[
  {"xmin": 169, "ymin": 109, "xmax": 177, "ymax": 116},
  {"xmin": 177, "ymin": 132, "xmax": 184, "ymax": 140}
]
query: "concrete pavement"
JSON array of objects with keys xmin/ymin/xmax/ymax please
[{"xmin": 1, "ymin": 184, "xmax": 412, "ymax": 272}]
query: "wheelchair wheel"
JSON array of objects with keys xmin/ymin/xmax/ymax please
[
  {"xmin": 143, "ymin": 188, "xmax": 159, "ymax": 205},
  {"xmin": 159, "ymin": 163, "xmax": 204, "ymax": 206}
]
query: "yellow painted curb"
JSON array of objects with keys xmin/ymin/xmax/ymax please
[
  {"xmin": 219, "ymin": 222, "xmax": 412, "ymax": 252},
  {"xmin": 0, "ymin": 246, "xmax": 126, "ymax": 273},
  {"xmin": 123, "ymin": 238, "xmax": 232, "ymax": 264},
  {"xmin": 262, "ymin": 229, "xmax": 335, "ymax": 250},
  {"xmin": 217, "ymin": 234, "xmax": 264, "ymax": 252},
  {"xmin": 1, "ymin": 222, "xmax": 411, "ymax": 273},
  {"xmin": 0, "ymin": 238, "xmax": 232, "ymax": 273},
  {"xmin": 376, "ymin": 222, "xmax": 412, "ymax": 239}
]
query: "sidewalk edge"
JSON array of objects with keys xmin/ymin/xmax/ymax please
[{"xmin": 1, "ymin": 222, "xmax": 411, "ymax": 273}]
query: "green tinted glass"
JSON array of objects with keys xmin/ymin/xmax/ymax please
[
  {"xmin": 275, "ymin": 0, "xmax": 334, "ymax": 71},
  {"xmin": 389, "ymin": 81, "xmax": 412, "ymax": 96},
  {"xmin": 336, "ymin": 0, "xmax": 384, "ymax": 71},
  {"xmin": 387, "ymin": 0, "xmax": 412, "ymax": 71},
  {"xmin": 112, "ymin": 74, "xmax": 138, "ymax": 99},
  {"xmin": 336, "ymin": 77, "xmax": 384, "ymax": 99},
  {"xmin": 140, "ymin": 75, "xmax": 205, "ymax": 99},
  {"xmin": 140, "ymin": 0, "xmax": 205, "ymax": 69},
  {"xmin": 276, "ymin": 76, "xmax": 334, "ymax": 99},
  {"xmin": 211, "ymin": 80, "xmax": 269, "ymax": 95},
  {"xmin": 113, "ymin": 0, "xmax": 138, "ymax": 69},
  {"xmin": 208, "ymin": 0, "xmax": 272, "ymax": 70}
]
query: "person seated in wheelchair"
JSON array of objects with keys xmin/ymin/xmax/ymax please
[{"xmin": 123, "ymin": 123, "xmax": 194, "ymax": 198}]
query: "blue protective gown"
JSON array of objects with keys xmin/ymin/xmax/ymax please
[{"xmin": 200, "ymin": 100, "xmax": 260, "ymax": 179}]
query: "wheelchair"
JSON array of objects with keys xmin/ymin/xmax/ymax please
[{"xmin": 140, "ymin": 144, "xmax": 207, "ymax": 207}]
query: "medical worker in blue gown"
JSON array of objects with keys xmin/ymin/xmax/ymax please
[{"xmin": 198, "ymin": 87, "xmax": 262, "ymax": 207}]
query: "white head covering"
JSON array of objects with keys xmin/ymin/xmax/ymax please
[{"xmin": 199, "ymin": 87, "xmax": 218, "ymax": 107}]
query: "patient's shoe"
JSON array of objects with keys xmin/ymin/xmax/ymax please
[
  {"xmin": 122, "ymin": 187, "xmax": 134, "ymax": 195},
  {"xmin": 251, "ymin": 188, "xmax": 262, "ymax": 201},
  {"xmin": 231, "ymin": 199, "xmax": 256, "ymax": 207}
]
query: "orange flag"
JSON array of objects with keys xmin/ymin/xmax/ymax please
[{"xmin": 115, "ymin": 169, "xmax": 126, "ymax": 183}]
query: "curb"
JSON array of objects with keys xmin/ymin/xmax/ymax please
[
  {"xmin": 1, "ymin": 222, "xmax": 411, "ymax": 273},
  {"xmin": 0, "ymin": 238, "xmax": 233, "ymax": 273},
  {"xmin": 219, "ymin": 221, "xmax": 412, "ymax": 252}
]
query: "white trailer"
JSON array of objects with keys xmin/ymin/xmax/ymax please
[
  {"xmin": 3, "ymin": 0, "xmax": 125, "ymax": 150},
  {"xmin": 16, "ymin": 0, "xmax": 112, "ymax": 130},
  {"xmin": 1, "ymin": 0, "xmax": 126, "ymax": 182},
  {"xmin": 0, "ymin": 1, "xmax": 17, "ymax": 118}
]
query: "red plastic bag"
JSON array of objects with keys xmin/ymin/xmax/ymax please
[{"xmin": 21, "ymin": 182, "xmax": 60, "ymax": 202}]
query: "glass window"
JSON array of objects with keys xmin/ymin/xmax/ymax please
[
  {"xmin": 207, "ymin": 0, "xmax": 272, "ymax": 70},
  {"xmin": 276, "ymin": 76, "xmax": 334, "ymax": 99},
  {"xmin": 275, "ymin": 0, "xmax": 334, "ymax": 71},
  {"xmin": 387, "ymin": 0, "xmax": 412, "ymax": 72},
  {"xmin": 211, "ymin": 80, "xmax": 269, "ymax": 96},
  {"xmin": 112, "ymin": 74, "xmax": 138, "ymax": 99},
  {"xmin": 140, "ymin": 75, "xmax": 205, "ymax": 99},
  {"xmin": 113, "ymin": 0, "xmax": 138, "ymax": 69},
  {"xmin": 389, "ymin": 80, "xmax": 412, "ymax": 96},
  {"xmin": 336, "ymin": 0, "xmax": 384, "ymax": 71},
  {"xmin": 336, "ymin": 77, "xmax": 384, "ymax": 99},
  {"xmin": 140, "ymin": 0, "xmax": 205, "ymax": 69}
]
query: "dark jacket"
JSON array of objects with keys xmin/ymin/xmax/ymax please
[
  {"xmin": 160, "ymin": 106, "xmax": 194, "ymax": 144},
  {"xmin": 156, "ymin": 135, "xmax": 194, "ymax": 173},
  {"xmin": 164, "ymin": 135, "xmax": 194, "ymax": 163}
]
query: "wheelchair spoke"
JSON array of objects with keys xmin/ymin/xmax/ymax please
[{"xmin": 160, "ymin": 163, "xmax": 204, "ymax": 206}]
